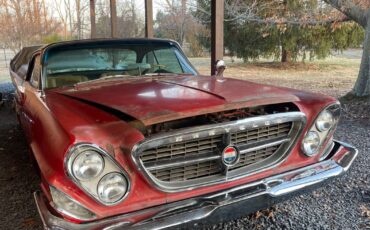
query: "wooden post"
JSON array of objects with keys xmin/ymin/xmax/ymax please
[
  {"xmin": 110, "ymin": 0, "xmax": 118, "ymax": 38},
  {"xmin": 145, "ymin": 0, "xmax": 154, "ymax": 38},
  {"xmin": 90, "ymin": 0, "xmax": 96, "ymax": 38},
  {"xmin": 76, "ymin": 0, "xmax": 82, "ymax": 39},
  {"xmin": 211, "ymin": 0, "xmax": 224, "ymax": 75}
]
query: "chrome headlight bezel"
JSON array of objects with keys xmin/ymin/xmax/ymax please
[
  {"xmin": 301, "ymin": 103, "xmax": 341, "ymax": 157},
  {"xmin": 65, "ymin": 143, "xmax": 130, "ymax": 206}
]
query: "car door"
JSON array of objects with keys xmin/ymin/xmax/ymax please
[{"xmin": 19, "ymin": 54, "xmax": 42, "ymax": 143}]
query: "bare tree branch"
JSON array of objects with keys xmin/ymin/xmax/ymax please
[{"xmin": 323, "ymin": 0, "xmax": 368, "ymax": 27}]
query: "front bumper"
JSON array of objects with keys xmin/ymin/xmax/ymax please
[{"xmin": 34, "ymin": 140, "xmax": 358, "ymax": 230}]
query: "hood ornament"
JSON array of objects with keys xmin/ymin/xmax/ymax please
[{"xmin": 215, "ymin": 60, "xmax": 226, "ymax": 82}]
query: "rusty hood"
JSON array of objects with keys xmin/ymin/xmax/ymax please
[{"xmin": 52, "ymin": 75, "xmax": 301, "ymax": 126}]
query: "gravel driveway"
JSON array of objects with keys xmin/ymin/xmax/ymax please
[
  {"xmin": 0, "ymin": 83, "xmax": 368, "ymax": 230},
  {"xmin": 205, "ymin": 119, "xmax": 370, "ymax": 230}
]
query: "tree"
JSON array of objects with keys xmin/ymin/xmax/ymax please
[
  {"xmin": 323, "ymin": 0, "xmax": 370, "ymax": 96},
  {"xmin": 0, "ymin": 0, "xmax": 60, "ymax": 51},
  {"xmin": 155, "ymin": 0, "xmax": 189, "ymax": 46},
  {"xmin": 155, "ymin": 0, "xmax": 206, "ymax": 56},
  {"xmin": 95, "ymin": 0, "xmax": 144, "ymax": 38},
  {"xmin": 193, "ymin": 0, "xmax": 364, "ymax": 63}
]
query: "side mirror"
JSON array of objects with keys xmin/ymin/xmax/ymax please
[{"xmin": 215, "ymin": 60, "xmax": 226, "ymax": 77}]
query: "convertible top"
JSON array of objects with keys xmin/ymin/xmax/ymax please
[{"xmin": 10, "ymin": 45, "xmax": 42, "ymax": 79}]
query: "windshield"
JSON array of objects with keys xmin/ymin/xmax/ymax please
[{"xmin": 43, "ymin": 43, "xmax": 198, "ymax": 89}]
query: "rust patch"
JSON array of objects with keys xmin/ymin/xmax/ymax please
[
  {"xmin": 120, "ymin": 146, "xmax": 132, "ymax": 155},
  {"xmin": 105, "ymin": 143, "xmax": 116, "ymax": 157},
  {"xmin": 144, "ymin": 109, "xmax": 176, "ymax": 118}
]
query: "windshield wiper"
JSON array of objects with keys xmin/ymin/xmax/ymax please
[
  {"xmin": 99, "ymin": 74, "xmax": 132, "ymax": 80},
  {"xmin": 75, "ymin": 74, "xmax": 132, "ymax": 86},
  {"xmin": 144, "ymin": 73, "xmax": 194, "ymax": 76},
  {"xmin": 48, "ymin": 68, "xmax": 96, "ymax": 74}
]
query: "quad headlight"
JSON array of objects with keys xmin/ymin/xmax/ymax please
[
  {"xmin": 72, "ymin": 150, "xmax": 104, "ymax": 181},
  {"xmin": 316, "ymin": 110, "xmax": 334, "ymax": 132},
  {"xmin": 302, "ymin": 131, "xmax": 321, "ymax": 156},
  {"xmin": 98, "ymin": 173, "xmax": 128, "ymax": 204},
  {"xmin": 301, "ymin": 103, "xmax": 341, "ymax": 157},
  {"xmin": 66, "ymin": 144, "xmax": 130, "ymax": 206}
]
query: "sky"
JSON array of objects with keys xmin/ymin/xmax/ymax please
[{"xmin": 46, "ymin": 0, "xmax": 161, "ymax": 20}]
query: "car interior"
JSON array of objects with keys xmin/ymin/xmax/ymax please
[{"xmin": 43, "ymin": 44, "xmax": 197, "ymax": 89}]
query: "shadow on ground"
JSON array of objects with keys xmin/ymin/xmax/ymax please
[{"xmin": 0, "ymin": 103, "xmax": 42, "ymax": 229}]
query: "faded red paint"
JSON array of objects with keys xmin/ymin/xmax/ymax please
[
  {"xmin": 16, "ymin": 74, "xmax": 336, "ymax": 221},
  {"xmin": 11, "ymin": 40, "xmax": 339, "ymax": 224},
  {"xmin": 57, "ymin": 75, "xmax": 306, "ymax": 126}
]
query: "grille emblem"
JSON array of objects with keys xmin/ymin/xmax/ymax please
[{"xmin": 222, "ymin": 146, "xmax": 240, "ymax": 166}]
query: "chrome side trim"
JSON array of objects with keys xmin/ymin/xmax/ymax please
[
  {"xmin": 35, "ymin": 140, "xmax": 358, "ymax": 230},
  {"xmin": 132, "ymin": 112, "xmax": 307, "ymax": 192}
]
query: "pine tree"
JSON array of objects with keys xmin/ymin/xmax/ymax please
[{"xmin": 193, "ymin": 0, "xmax": 364, "ymax": 62}]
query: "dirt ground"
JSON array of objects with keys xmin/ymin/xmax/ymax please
[
  {"xmin": 0, "ymin": 51, "xmax": 368, "ymax": 229},
  {"xmin": 0, "ymin": 105, "xmax": 41, "ymax": 229}
]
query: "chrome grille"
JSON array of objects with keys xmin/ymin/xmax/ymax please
[
  {"xmin": 151, "ymin": 160, "xmax": 221, "ymax": 182},
  {"xmin": 140, "ymin": 135, "xmax": 223, "ymax": 164},
  {"xmin": 231, "ymin": 123, "xmax": 292, "ymax": 146},
  {"xmin": 229, "ymin": 146, "xmax": 279, "ymax": 170},
  {"xmin": 133, "ymin": 112, "xmax": 306, "ymax": 192}
]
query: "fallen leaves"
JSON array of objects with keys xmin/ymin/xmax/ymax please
[
  {"xmin": 360, "ymin": 205, "xmax": 370, "ymax": 218},
  {"xmin": 313, "ymin": 191, "xmax": 321, "ymax": 198},
  {"xmin": 22, "ymin": 218, "xmax": 38, "ymax": 228},
  {"xmin": 253, "ymin": 206, "xmax": 277, "ymax": 221}
]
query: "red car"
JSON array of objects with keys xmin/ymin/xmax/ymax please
[{"xmin": 10, "ymin": 39, "xmax": 357, "ymax": 229}]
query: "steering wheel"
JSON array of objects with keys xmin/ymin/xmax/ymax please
[
  {"xmin": 152, "ymin": 64, "xmax": 167, "ymax": 69},
  {"xmin": 142, "ymin": 64, "xmax": 168, "ymax": 75}
]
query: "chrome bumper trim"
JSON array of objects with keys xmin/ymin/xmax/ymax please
[{"xmin": 34, "ymin": 140, "xmax": 357, "ymax": 230}]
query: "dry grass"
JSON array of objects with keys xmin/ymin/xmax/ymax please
[
  {"xmin": 0, "ymin": 69, "xmax": 9, "ymax": 83},
  {"xmin": 190, "ymin": 56, "xmax": 360, "ymax": 98}
]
